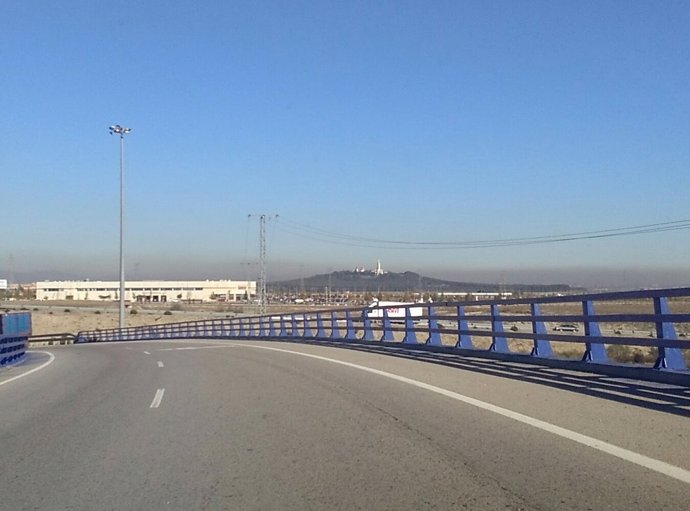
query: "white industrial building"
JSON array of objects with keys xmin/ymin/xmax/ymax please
[{"xmin": 36, "ymin": 280, "xmax": 256, "ymax": 303}]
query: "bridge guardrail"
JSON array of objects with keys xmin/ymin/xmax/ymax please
[
  {"xmin": 28, "ymin": 333, "xmax": 77, "ymax": 346},
  {"xmin": 75, "ymin": 288, "xmax": 690, "ymax": 377},
  {"xmin": 0, "ymin": 312, "xmax": 32, "ymax": 368}
]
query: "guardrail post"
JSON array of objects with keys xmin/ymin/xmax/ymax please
[
  {"xmin": 403, "ymin": 307, "xmax": 418, "ymax": 344},
  {"xmin": 582, "ymin": 300, "xmax": 609, "ymax": 363},
  {"xmin": 268, "ymin": 315, "xmax": 276, "ymax": 337},
  {"xmin": 530, "ymin": 303, "xmax": 553, "ymax": 357},
  {"xmin": 380, "ymin": 308, "xmax": 395, "ymax": 341},
  {"xmin": 238, "ymin": 318, "xmax": 246, "ymax": 337},
  {"xmin": 291, "ymin": 314, "xmax": 299, "ymax": 337},
  {"xmin": 362, "ymin": 311, "xmax": 375, "ymax": 341},
  {"xmin": 345, "ymin": 310, "xmax": 357, "ymax": 340},
  {"xmin": 330, "ymin": 311, "xmax": 342, "ymax": 339},
  {"xmin": 652, "ymin": 297, "xmax": 687, "ymax": 370},
  {"xmin": 456, "ymin": 305, "xmax": 473, "ymax": 349},
  {"xmin": 316, "ymin": 312, "xmax": 327, "ymax": 338},
  {"xmin": 426, "ymin": 305, "xmax": 442, "ymax": 346},
  {"xmin": 279, "ymin": 315, "xmax": 287, "ymax": 337},
  {"xmin": 489, "ymin": 304, "xmax": 510, "ymax": 353},
  {"xmin": 259, "ymin": 316, "xmax": 266, "ymax": 337},
  {"xmin": 302, "ymin": 313, "xmax": 313, "ymax": 338}
]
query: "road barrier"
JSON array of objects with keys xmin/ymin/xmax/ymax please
[
  {"xmin": 28, "ymin": 333, "xmax": 77, "ymax": 346},
  {"xmin": 0, "ymin": 312, "xmax": 32, "ymax": 368},
  {"xmin": 76, "ymin": 288, "xmax": 690, "ymax": 379}
]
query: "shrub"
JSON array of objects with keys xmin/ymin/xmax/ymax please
[
  {"xmin": 130, "ymin": 309, "xmax": 138, "ymax": 315},
  {"xmin": 64, "ymin": 309, "xmax": 71, "ymax": 313},
  {"xmin": 164, "ymin": 310, "xmax": 172, "ymax": 315},
  {"xmin": 607, "ymin": 345, "xmax": 656, "ymax": 364},
  {"xmin": 94, "ymin": 310, "xmax": 101, "ymax": 315}
]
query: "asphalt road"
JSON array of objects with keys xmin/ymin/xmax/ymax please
[{"xmin": 1, "ymin": 340, "xmax": 689, "ymax": 510}]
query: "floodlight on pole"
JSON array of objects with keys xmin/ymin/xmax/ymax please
[{"xmin": 109, "ymin": 124, "xmax": 132, "ymax": 330}]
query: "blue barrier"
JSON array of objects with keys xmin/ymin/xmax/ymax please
[
  {"xmin": 75, "ymin": 288, "xmax": 690, "ymax": 377},
  {"xmin": 0, "ymin": 312, "xmax": 32, "ymax": 368}
]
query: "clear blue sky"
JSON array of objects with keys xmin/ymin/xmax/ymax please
[{"xmin": 2, "ymin": 1, "xmax": 689, "ymax": 289}]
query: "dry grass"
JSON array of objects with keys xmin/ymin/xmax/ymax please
[{"xmin": 12, "ymin": 306, "xmax": 230, "ymax": 335}]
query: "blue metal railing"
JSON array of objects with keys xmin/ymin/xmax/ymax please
[
  {"xmin": 0, "ymin": 312, "xmax": 32, "ymax": 368},
  {"xmin": 75, "ymin": 288, "xmax": 690, "ymax": 373}
]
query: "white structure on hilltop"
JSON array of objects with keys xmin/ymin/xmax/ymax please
[
  {"xmin": 354, "ymin": 260, "xmax": 387, "ymax": 275},
  {"xmin": 36, "ymin": 280, "xmax": 256, "ymax": 303}
]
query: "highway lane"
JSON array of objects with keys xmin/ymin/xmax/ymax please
[{"xmin": 1, "ymin": 340, "xmax": 689, "ymax": 510}]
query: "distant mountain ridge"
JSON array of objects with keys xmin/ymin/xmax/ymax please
[{"xmin": 270, "ymin": 270, "xmax": 581, "ymax": 293}]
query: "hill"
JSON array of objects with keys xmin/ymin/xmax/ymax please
[{"xmin": 270, "ymin": 270, "xmax": 580, "ymax": 294}]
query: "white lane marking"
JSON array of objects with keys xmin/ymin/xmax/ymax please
[
  {"xmin": 143, "ymin": 351, "xmax": 151, "ymax": 355},
  {"xmin": 0, "ymin": 351, "xmax": 56, "ymax": 387},
  {"xmin": 158, "ymin": 346, "xmax": 229, "ymax": 351},
  {"xmin": 150, "ymin": 388, "xmax": 165, "ymax": 408},
  {"xmin": 157, "ymin": 361, "xmax": 164, "ymax": 368},
  {"xmin": 125, "ymin": 347, "xmax": 133, "ymax": 350},
  {"xmin": 236, "ymin": 343, "xmax": 690, "ymax": 485}
]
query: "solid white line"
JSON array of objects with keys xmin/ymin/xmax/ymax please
[
  {"xmin": 236, "ymin": 343, "xmax": 690, "ymax": 485},
  {"xmin": 0, "ymin": 351, "xmax": 56, "ymax": 387},
  {"xmin": 150, "ymin": 388, "xmax": 165, "ymax": 408},
  {"xmin": 158, "ymin": 346, "xmax": 228, "ymax": 351},
  {"xmin": 157, "ymin": 361, "xmax": 164, "ymax": 368}
]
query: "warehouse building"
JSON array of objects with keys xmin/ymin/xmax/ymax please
[{"xmin": 36, "ymin": 280, "xmax": 256, "ymax": 303}]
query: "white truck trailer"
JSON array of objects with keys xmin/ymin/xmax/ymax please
[{"xmin": 365, "ymin": 300, "xmax": 425, "ymax": 321}]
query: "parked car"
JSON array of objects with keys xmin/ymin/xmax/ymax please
[{"xmin": 553, "ymin": 323, "xmax": 579, "ymax": 332}]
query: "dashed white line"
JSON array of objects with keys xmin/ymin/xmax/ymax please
[
  {"xmin": 150, "ymin": 388, "xmax": 165, "ymax": 408},
  {"xmin": 143, "ymin": 351, "xmax": 151, "ymax": 355},
  {"xmin": 157, "ymin": 361, "xmax": 164, "ymax": 368},
  {"xmin": 236, "ymin": 343, "xmax": 690, "ymax": 485}
]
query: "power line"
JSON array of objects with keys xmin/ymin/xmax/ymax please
[{"xmin": 273, "ymin": 217, "xmax": 690, "ymax": 251}]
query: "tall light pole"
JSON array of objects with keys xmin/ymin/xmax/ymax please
[{"xmin": 109, "ymin": 124, "xmax": 132, "ymax": 330}]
